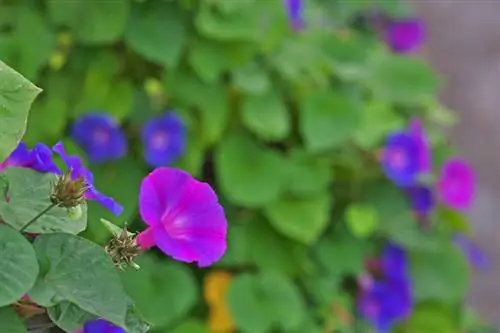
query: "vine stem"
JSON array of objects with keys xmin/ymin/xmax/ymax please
[{"xmin": 19, "ymin": 203, "xmax": 57, "ymax": 233}]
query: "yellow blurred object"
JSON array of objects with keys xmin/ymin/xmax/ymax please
[
  {"xmin": 203, "ymin": 270, "xmax": 235, "ymax": 333},
  {"xmin": 144, "ymin": 78, "xmax": 163, "ymax": 97},
  {"xmin": 49, "ymin": 51, "xmax": 66, "ymax": 71}
]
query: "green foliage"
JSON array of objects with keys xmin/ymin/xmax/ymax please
[
  {"xmin": 0, "ymin": 306, "xmax": 27, "ymax": 333},
  {"xmin": 0, "ymin": 225, "xmax": 38, "ymax": 307},
  {"xmin": 0, "ymin": 60, "xmax": 41, "ymax": 161}
]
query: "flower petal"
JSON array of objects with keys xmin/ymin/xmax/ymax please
[
  {"xmin": 83, "ymin": 319, "xmax": 125, "ymax": 333},
  {"xmin": 437, "ymin": 158, "xmax": 475, "ymax": 210},
  {"xmin": 86, "ymin": 188, "xmax": 124, "ymax": 216},
  {"xmin": 381, "ymin": 131, "xmax": 420, "ymax": 187}
]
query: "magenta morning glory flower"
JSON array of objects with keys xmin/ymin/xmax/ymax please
[
  {"xmin": 141, "ymin": 112, "xmax": 186, "ymax": 168},
  {"xmin": 53, "ymin": 142, "xmax": 123, "ymax": 216},
  {"xmin": 453, "ymin": 234, "xmax": 489, "ymax": 270},
  {"xmin": 284, "ymin": 0, "xmax": 304, "ymax": 30},
  {"xmin": 437, "ymin": 158, "xmax": 475, "ymax": 210},
  {"xmin": 381, "ymin": 131, "xmax": 420, "ymax": 187},
  {"xmin": 70, "ymin": 113, "xmax": 127, "ymax": 164},
  {"xmin": 384, "ymin": 18, "xmax": 425, "ymax": 53},
  {"xmin": 358, "ymin": 243, "xmax": 413, "ymax": 333},
  {"xmin": 73, "ymin": 319, "xmax": 125, "ymax": 333},
  {"xmin": 0, "ymin": 142, "xmax": 60, "ymax": 174},
  {"xmin": 135, "ymin": 167, "xmax": 227, "ymax": 267}
]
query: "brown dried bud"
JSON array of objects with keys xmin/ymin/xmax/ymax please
[
  {"xmin": 50, "ymin": 171, "xmax": 89, "ymax": 208},
  {"xmin": 105, "ymin": 228, "xmax": 142, "ymax": 270}
]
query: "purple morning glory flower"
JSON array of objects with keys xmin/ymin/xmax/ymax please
[
  {"xmin": 453, "ymin": 234, "xmax": 489, "ymax": 270},
  {"xmin": 407, "ymin": 186, "xmax": 434, "ymax": 215},
  {"xmin": 0, "ymin": 142, "xmax": 60, "ymax": 174},
  {"xmin": 381, "ymin": 131, "xmax": 420, "ymax": 187},
  {"xmin": 384, "ymin": 18, "xmax": 425, "ymax": 53},
  {"xmin": 358, "ymin": 243, "xmax": 413, "ymax": 332},
  {"xmin": 73, "ymin": 319, "xmax": 125, "ymax": 333},
  {"xmin": 284, "ymin": 0, "xmax": 304, "ymax": 31},
  {"xmin": 437, "ymin": 158, "xmax": 475, "ymax": 210},
  {"xmin": 141, "ymin": 112, "xmax": 186, "ymax": 168},
  {"xmin": 135, "ymin": 167, "xmax": 227, "ymax": 267},
  {"xmin": 70, "ymin": 113, "xmax": 127, "ymax": 164},
  {"xmin": 408, "ymin": 118, "xmax": 431, "ymax": 173},
  {"xmin": 53, "ymin": 142, "xmax": 123, "ymax": 216}
]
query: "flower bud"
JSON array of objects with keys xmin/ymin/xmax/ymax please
[
  {"xmin": 105, "ymin": 228, "xmax": 142, "ymax": 270},
  {"xmin": 50, "ymin": 172, "xmax": 89, "ymax": 208}
]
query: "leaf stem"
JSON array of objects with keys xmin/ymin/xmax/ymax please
[{"xmin": 20, "ymin": 203, "xmax": 57, "ymax": 233}]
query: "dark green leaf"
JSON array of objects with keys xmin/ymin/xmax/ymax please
[
  {"xmin": 0, "ymin": 168, "xmax": 87, "ymax": 234},
  {"xmin": 188, "ymin": 38, "xmax": 228, "ymax": 82},
  {"xmin": 0, "ymin": 60, "xmax": 42, "ymax": 161},
  {"xmin": 0, "ymin": 225, "xmax": 38, "ymax": 307},
  {"xmin": 29, "ymin": 233, "xmax": 129, "ymax": 326},
  {"xmin": 0, "ymin": 306, "xmax": 27, "ymax": 333},
  {"xmin": 232, "ymin": 62, "xmax": 270, "ymax": 95}
]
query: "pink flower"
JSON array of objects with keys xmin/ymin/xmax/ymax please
[
  {"xmin": 437, "ymin": 158, "xmax": 475, "ymax": 210},
  {"xmin": 136, "ymin": 167, "xmax": 227, "ymax": 267}
]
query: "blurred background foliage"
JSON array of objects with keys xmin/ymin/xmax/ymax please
[{"xmin": 0, "ymin": 0, "xmax": 493, "ymax": 332}]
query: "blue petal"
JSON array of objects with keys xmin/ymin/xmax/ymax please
[
  {"xmin": 83, "ymin": 319, "xmax": 126, "ymax": 333},
  {"xmin": 382, "ymin": 131, "xmax": 420, "ymax": 187},
  {"xmin": 408, "ymin": 186, "xmax": 434, "ymax": 215}
]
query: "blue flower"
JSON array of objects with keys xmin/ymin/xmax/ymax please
[
  {"xmin": 407, "ymin": 186, "xmax": 434, "ymax": 215},
  {"xmin": 0, "ymin": 142, "xmax": 60, "ymax": 174},
  {"xmin": 381, "ymin": 131, "xmax": 420, "ymax": 187},
  {"xmin": 284, "ymin": 0, "xmax": 304, "ymax": 30},
  {"xmin": 53, "ymin": 142, "xmax": 123, "ymax": 216},
  {"xmin": 453, "ymin": 234, "xmax": 489, "ymax": 270},
  {"xmin": 358, "ymin": 243, "xmax": 413, "ymax": 332},
  {"xmin": 141, "ymin": 112, "xmax": 186, "ymax": 168},
  {"xmin": 70, "ymin": 113, "xmax": 127, "ymax": 164},
  {"xmin": 82, "ymin": 319, "xmax": 125, "ymax": 333}
]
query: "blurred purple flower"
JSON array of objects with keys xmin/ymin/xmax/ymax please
[
  {"xmin": 0, "ymin": 142, "xmax": 60, "ymax": 174},
  {"xmin": 73, "ymin": 319, "xmax": 125, "ymax": 333},
  {"xmin": 141, "ymin": 112, "xmax": 186, "ymax": 168},
  {"xmin": 437, "ymin": 158, "xmax": 475, "ymax": 210},
  {"xmin": 136, "ymin": 167, "xmax": 227, "ymax": 267},
  {"xmin": 453, "ymin": 234, "xmax": 489, "ymax": 270},
  {"xmin": 384, "ymin": 18, "xmax": 425, "ymax": 53},
  {"xmin": 407, "ymin": 186, "xmax": 434, "ymax": 215},
  {"xmin": 381, "ymin": 131, "xmax": 420, "ymax": 187},
  {"xmin": 70, "ymin": 113, "xmax": 127, "ymax": 164},
  {"xmin": 53, "ymin": 142, "xmax": 123, "ymax": 216},
  {"xmin": 408, "ymin": 118, "xmax": 431, "ymax": 173},
  {"xmin": 284, "ymin": 0, "xmax": 304, "ymax": 30},
  {"xmin": 358, "ymin": 243, "xmax": 413, "ymax": 332}
]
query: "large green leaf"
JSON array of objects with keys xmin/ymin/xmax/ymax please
[
  {"xmin": 403, "ymin": 302, "xmax": 456, "ymax": 333},
  {"xmin": 0, "ymin": 168, "xmax": 87, "ymax": 234},
  {"xmin": 47, "ymin": 0, "xmax": 129, "ymax": 43},
  {"xmin": 47, "ymin": 301, "xmax": 95, "ymax": 332},
  {"xmin": 0, "ymin": 61, "xmax": 42, "ymax": 161},
  {"xmin": 188, "ymin": 38, "xmax": 228, "ymax": 82},
  {"xmin": 125, "ymin": 1, "xmax": 186, "ymax": 68},
  {"xmin": 227, "ymin": 273, "xmax": 305, "ymax": 333},
  {"xmin": 285, "ymin": 150, "xmax": 333, "ymax": 197},
  {"xmin": 232, "ymin": 61, "xmax": 271, "ymax": 95},
  {"xmin": 0, "ymin": 224, "xmax": 38, "ymax": 307},
  {"xmin": 410, "ymin": 244, "xmax": 469, "ymax": 303},
  {"xmin": 264, "ymin": 193, "xmax": 331, "ymax": 244},
  {"xmin": 29, "ymin": 233, "xmax": 129, "ymax": 326},
  {"xmin": 121, "ymin": 255, "xmax": 198, "ymax": 327},
  {"xmin": 215, "ymin": 132, "xmax": 285, "ymax": 207},
  {"xmin": 0, "ymin": 306, "xmax": 27, "ymax": 333},
  {"xmin": 314, "ymin": 237, "xmax": 368, "ymax": 276},
  {"xmin": 365, "ymin": 54, "xmax": 439, "ymax": 105},
  {"xmin": 241, "ymin": 91, "xmax": 290, "ymax": 141},
  {"xmin": 299, "ymin": 89, "xmax": 359, "ymax": 152}
]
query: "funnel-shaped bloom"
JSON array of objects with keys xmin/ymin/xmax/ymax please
[
  {"xmin": 385, "ymin": 18, "xmax": 425, "ymax": 53},
  {"xmin": 437, "ymin": 158, "xmax": 475, "ymax": 210},
  {"xmin": 141, "ymin": 112, "xmax": 186, "ymax": 168},
  {"xmin": 53, "ymin": 142, "xmax": 123, "ymax": 215},
  {"xmin": 0, "ymin": 142, "xmax": 60, "ymax": 174},
  {"xmin": 381, "ymin": 131, "xmax": 420, "ymax": 187},
  {"xmin": 136, "ymin": 167, "xmax": 227, "ymax": 267},
  {"xmin": 70, "ymin": 113, "xmax": 127, "ymax": 164},
  {"xmin": 73, "ymin": 319, "xmax": 125, "ymax": 333}
]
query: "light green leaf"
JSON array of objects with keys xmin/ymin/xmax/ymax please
[
  {"xmin": 47, "ymin": 301, "xmax": 96, "ymax": 332},
  {"xmin": 47, "ymin": 0, "xmax": 129, "ymax": 43},
  {"xmin": 0, "ymin": 225, "xmax": 38, "ymax": 307},
  {"xmin": 227, "ymin": 273, "xmax": 305, "ymax": 333},
  {"xmin": 410, "ymin": 244, "xmax": 469, "ymax": 303},
  {"xmin": 0, "ymin": 168, "xmax": 88, "ymax": 234},
  {"xmin": 285, "ymin": 150, "xmax": 333, "ymax": 197},
  {"xmin": 121, "ymin": 255, "xmax": 198, "ymax": 327},
  {"xmin": 215, "ymin": 132, "xmax": 285, "ymax": 207},
  {"xmin": 299, "ymin": 89, "xmax": 359, "ymax": 152},
  {"xmin": 264, "ymin": 193, "xmax": 332, "ymax": 244},
  {"xmin": 366, "ymin": 54, "xmax": 439, "ymax": 105},
  {"xmin": 232, "ymin": 62, "xmax": 271, "ymax": 95},
  {"xmin": 403, "ymin": 302, "xmax": 455, "ymax": 333},
  {"xmin": 188, "ymin": 38, "xmax": 228, "ymax": 82},
  {"xmin": 345, "ymin": 203, "xmax": 379, "ymax": 239},
  {"xmin": 242, "ymin": 91, "xmax": 290, "ymax": 140},
  {"xmin": 0, "ymin": 306, "xmax": 27, "ymax": 333},
  {"xmin": 29, "ymin": 233, "xmax": 129, "ymax": 326},
  {"xmin": 314, "ymin": 237, "xmax": 368, "ymax": 276},
  {"xmin": 0, "ymin": 60, "xmax": 42, "ymax": 161},
  {"xmin": 196, "ymin": 84, "xmax": 229, "ymax": 146},
  {"xmin": 170, "ymin": 319, "xmax": 210, "ymax": 333},
  {"xmin": 104, "ymin": 79, "xmax": 134, "ymax": 121},
  {"xmin": 125, "ymin": 1, "xmax": 186, "ymax": 68}
]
